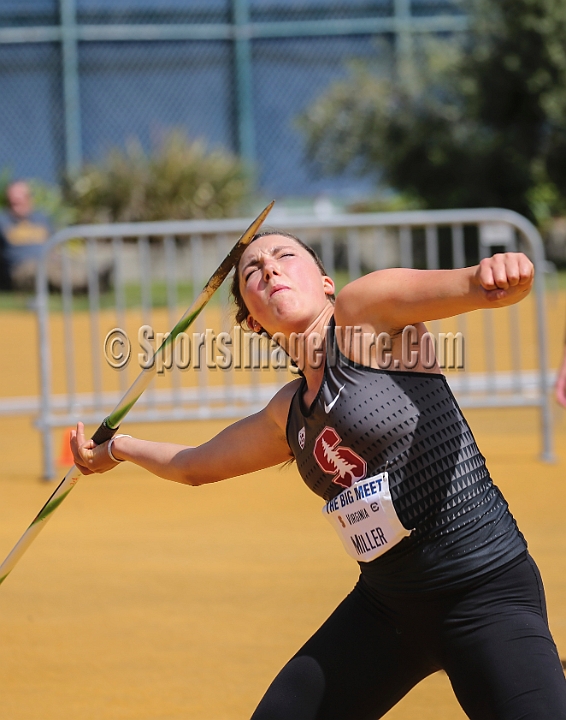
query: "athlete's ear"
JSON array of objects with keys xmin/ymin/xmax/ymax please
[
  {"xmin": 323, "ymin": 275, "xmax": 335, "ymax": 297},
  {"xmin": 247, "ymin": 314, "xmax": 264, "ymax": 334}
]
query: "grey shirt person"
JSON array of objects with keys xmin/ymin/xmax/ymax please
[{"xmin": 0, "ymin": 181, "xmax": 52, "ymax": 275}]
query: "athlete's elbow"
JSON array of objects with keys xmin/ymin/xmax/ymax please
[
  {"xmin": 180, "ymin": 472, "xmax": 202, "ymax": 487},
  {"xmin": 179, "ymin": 468, "xmax": 225, "ymax": 486},
  {"xmin": 169, "ymin": 448, "xmax": 207, "ymax": 486},
  {"xmin": 172, "ymin": 464, "xmax": 209, "ymax": 486}
]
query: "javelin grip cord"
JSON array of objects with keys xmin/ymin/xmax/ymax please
[{"xmin": 91, "ymin": 419, "xmax": 119, "ymax": 446}]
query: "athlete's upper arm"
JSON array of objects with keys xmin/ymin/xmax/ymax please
[
  {"xmin": 184, "ymin": 380, "xmax": 300, "ymax": 484},
  {"xmin": 334, "ymin": 267, "xmax": 477, "ymax": 331},
  {"xmin": 335, "ymin": 255, "xmax": 533, "ymax": 332}
]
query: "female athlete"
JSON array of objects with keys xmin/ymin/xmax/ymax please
[{"xmin": 71, "ymin": 231, "xmax": 566, "ymax": 720}]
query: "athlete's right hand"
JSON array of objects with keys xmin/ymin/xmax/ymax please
[
  {"xmin": 70, "ymin": 421, "xmax": 121, "ymax": 475},
  {"xmin": 475, "ymin": 252, "xmax": 534, "ymax": 306}
]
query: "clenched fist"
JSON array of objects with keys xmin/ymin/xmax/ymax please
[{"xmin": 475, "ymin": 252, "xmax": 534, "ymax": 306}]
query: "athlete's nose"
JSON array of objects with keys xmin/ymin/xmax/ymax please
[{"xmin": 262, "ymin": 257, "xmax": 281, "ymax": 282}]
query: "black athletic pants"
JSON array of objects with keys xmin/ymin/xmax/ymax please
[{"xmin": 251, "ymin": 553, "xmax": 566, "ymax": 720}]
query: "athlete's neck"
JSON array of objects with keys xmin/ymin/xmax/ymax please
[{"xmin": 290, "ymin": 304, "xmax": 333, "ymax": 392}]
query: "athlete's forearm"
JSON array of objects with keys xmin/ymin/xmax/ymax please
[
  {"xmin": 72, "ymin": 400, "xmax": 293, "ymax": 484},
  {"xmin": 109, "ymin": 436, "xmax": 200, "ymax": 485},
  {"xmin": 70, "ymin": 422, "xmax": 208, "ymax": 484}
]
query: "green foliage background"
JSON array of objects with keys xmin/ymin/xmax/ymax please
[
  {"xmin": 0, "ymin": 130, "xmax": 251, "ymax": 226},
  {"xmin": 63, "ymin": 130, "xmax": 250, "ymax": 223},
  {"xmin": 300, "ymin": 0, "xmax": 566, "ymax": 228}
]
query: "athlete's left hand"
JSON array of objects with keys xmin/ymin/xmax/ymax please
[
  {"xmin": 70, "ymin": 421, "xmax": 120, "ymax": 475},
  {"xmin": 475, "ymin": 252, "xmax": 534, "ymax": 305}
]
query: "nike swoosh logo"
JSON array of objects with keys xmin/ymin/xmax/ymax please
[{"xmin": 324, "ymin": 384, "xmax": 346, "ymax": 413}]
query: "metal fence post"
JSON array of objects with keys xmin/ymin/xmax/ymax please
[
  {"xmin": 232, "ymin": 0, "xmax": 255, "ymax": 165},
  {"xmin": 36, "ymin": 247, "xmax": 55, "ymax": 480},
  {"xmin": 394, "ymin": 0, "xmax": 414, "ymax": 89},
  {"xmin": 521, "ymin": 223, "xmax": 555, "ymax": 463},
  {"xmin": 59, "ymin": 0, "xmax": 82, "ymax": 175}
]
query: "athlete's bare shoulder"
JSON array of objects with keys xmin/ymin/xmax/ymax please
[{"xmin": 265, "ymin": 378, "xmax": 303, "ymax": 434}]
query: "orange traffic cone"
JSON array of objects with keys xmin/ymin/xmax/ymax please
[{"xmin": 57, "ymin": 428, "xmax": 75, "ymax": 466}]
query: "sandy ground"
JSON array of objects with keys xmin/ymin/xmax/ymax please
[{"xmin": 0, "ymin": 294, "xmax": 565, "ymax": 719}]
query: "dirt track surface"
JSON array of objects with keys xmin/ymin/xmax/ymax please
[{"xmin": 1, "ymin": 298, "xmax": 566, "ymax": 719}]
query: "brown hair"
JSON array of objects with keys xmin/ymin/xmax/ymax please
[{"xmin": 230, "ymin": 229, "xmax": 335, "ymax": 329}]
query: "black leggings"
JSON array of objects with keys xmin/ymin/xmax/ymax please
[{"xmin": 251, "ymin": 554, "xmax": 566, "ymax": 720}]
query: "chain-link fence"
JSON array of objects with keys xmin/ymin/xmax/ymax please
[{"xmin": 0, "ymin": 0, "xmax": 465, "ymax": 197}]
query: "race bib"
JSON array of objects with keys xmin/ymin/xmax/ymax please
[{"xmin": 322, "ymin": 472, "xmax": 411, "ymax": 562}]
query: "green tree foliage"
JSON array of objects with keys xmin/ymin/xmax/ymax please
[
  {"xmin": 0, "ymin": 168, "xmax": 11, "ymax": 209},
  {"xmin": 300, "ymin": 0, "xmax": 566, "ymax": 222},
  {"xmin": 1, "ymin": 131, "xmax": 250, "ymax": 226},
  {"xmin": 64, "ymin": 130, "xmax": 251, "ymax": 223}
]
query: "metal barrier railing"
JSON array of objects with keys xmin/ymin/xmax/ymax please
[{"xmin": 33, "ymin": 208, "xmax": 553, "ymax": 478}]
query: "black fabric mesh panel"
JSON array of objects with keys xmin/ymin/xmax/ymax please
[
  {"xmin": 0, "ymin": 43, "xmax": 64, "ymax": 181},
  {"xmin": 252, "ymin": 34, "xmax": 389, "ymax": 197},
  {"xmin": 76, "ymin": 0, "xmax": 230, "ymax": 25},
  {"xmin": 79, "ymin": 40, "xmax": 234, "ymax": 163},
  {"xmin": 250, "ymin": 0, "xmax": 393, "ymax": 23}
]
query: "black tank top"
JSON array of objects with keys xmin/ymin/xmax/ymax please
[{"xmin": 286, "ymin": 320, "xmax": 526, "ymax": 594}]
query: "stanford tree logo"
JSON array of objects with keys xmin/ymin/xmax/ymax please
[{"xmin": 313, "ymin": 427, "xmax": 367, "ymax": 489}]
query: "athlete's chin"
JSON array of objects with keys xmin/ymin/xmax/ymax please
[
  {"xmin": 266, "ymin": 309, "xmax": 313, "ymax": 336},
  {"xmin": 270, "ymin": 297, "xmax": 301, "ymax": 317}
]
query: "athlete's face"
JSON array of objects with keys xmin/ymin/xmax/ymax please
[
  {"xmin": 7, "ymin": 182, "xmax": 33, "ymax": 218},
  {"xmin": 238, "ymin": 234, "xmax": 334, "ymax": 336}
]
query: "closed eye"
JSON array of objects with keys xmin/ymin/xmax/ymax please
[
  {"xmin": 243, "ymin": 250, "xmax": 295, "ymax": 281},
  {"xmin": 244, "ymin": 266, "xmax": 258, "ymax": 282}
]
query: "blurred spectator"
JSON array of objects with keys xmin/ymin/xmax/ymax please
[{"xmin": 0, "ymin": 180, "xmax": 52, "ymax": 290}]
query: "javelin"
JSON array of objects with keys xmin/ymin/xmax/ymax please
[{"xmin": 0, "ymin": 200, "xmax": 275, "ymax": 587}]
